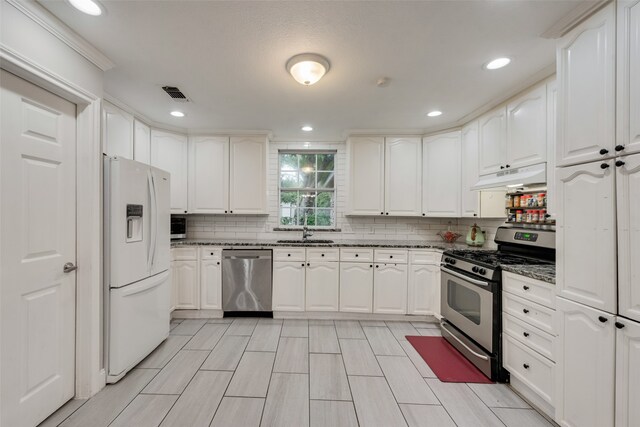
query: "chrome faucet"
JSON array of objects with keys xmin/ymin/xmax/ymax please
[{"xmin": 302, "ymin": 213, "xmax": 314, "ymax": 241}]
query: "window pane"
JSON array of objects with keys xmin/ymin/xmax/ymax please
[
  {"xmin": 299, "ymin": 191, "xmax": 316, "ymax": 208},
  {"xmin": 316, "ymin": 191, "xmax": 333, "ymax": 208},
  {"xmin": 317, "ymin": 172, "xmax": 334, "ymax": 189},
  {"xmin": 280, "ymin": 190, "xmax": 298, "ymax": 207},
  {"xmin": 317, "ymin": 154, "xmax": 334, "ymax": 171},
  {"xmin": 300, "ymin": 154, "xmax": 316, "ymax": 171},
  {"xmin": 281, "ymin": 154, "xmax": 298, "ymax": 171},
  {"xmin": 300, "ymin": 171, "xmax": 316, "ymax": 188},
  {"xmin": 316, "ymin": 209, "xmax": 333, "ymax": 226},
  {"xmin": 299, "ymin": 208, "xmax": 315, "ymax": 226},
  {"xmin": 280, "ymin": 171, "xmax": 299, "ymax": 188}
]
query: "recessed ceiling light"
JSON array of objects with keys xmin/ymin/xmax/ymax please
[
  {"xmin": 286, "ymin": 53, "xmax": 330, "ymax": 85},
  {"xmin": 68, "ymin": 0, "xmax": 103, "ymax": 16},
  {"xmin": 485, "ymin": 57, "xmax": 511, "ymax": 70},
  {"xmin": 170, "ymin": 111, "xmax": 185, "ymax": 117},
  {"xmin": 427, "ymin": 111, "xmax": 443, "ymax": 117},
  {"xmin": 301, "ymin": 126, "xmax": 313, "ymax": 132}
]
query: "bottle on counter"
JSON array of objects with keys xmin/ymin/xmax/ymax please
[
  {"xmin": 506, "ymin": 194, "xmax": 513, "ymax": 208},
  {"xmin": 513, "ymin": 195, "xmax": 520, "ymax": 208},
  {"xmin": 537, "ymin": 193, "xmax": 546, "ymax": 207},
  {"xmin": 531, "ymin": 210, "xmax": 539, "ymax": 222},
  {"xmin": 516, "ymin": 210, "xmax": 524, "ymax": 222}
]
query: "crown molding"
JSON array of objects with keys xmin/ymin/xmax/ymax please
[
  {"xmin": 541, "ymin": 0, "xmax": 611, "ymax": 39},
  {"xmin": 8, "ymin": 0, "xmax": 114, "ymax": 71}
]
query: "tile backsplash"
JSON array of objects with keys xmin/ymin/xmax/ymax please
[{"xmin": 184, "ymin": 141, "xmax": 505, "ymax": 248}]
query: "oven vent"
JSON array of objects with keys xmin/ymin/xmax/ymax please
[{"xmin": 161, "ymin": 86, "xmax": 190, "ymax": 102}]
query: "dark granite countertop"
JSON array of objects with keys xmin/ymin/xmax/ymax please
[{"xmin": 501, "ymin": 264, "xmax": 556, "ymax": 284}]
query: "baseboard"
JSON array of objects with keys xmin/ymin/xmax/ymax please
[
  {"xmin": 172, "ymin": 309, "xmax": 224, "ymax": 319},
  {"xmin": 273, "ymin": 311, "xmax": 438, "ymax": 322}
]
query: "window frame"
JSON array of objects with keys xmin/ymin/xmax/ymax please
[{"xmin": 278, "ymin": 149, "xmax": 337, "ymax": 229}]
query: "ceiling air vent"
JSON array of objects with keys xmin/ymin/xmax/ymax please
[{"xmin": 162, "ymin": 86, "xmax": 189, "ymax": 102}]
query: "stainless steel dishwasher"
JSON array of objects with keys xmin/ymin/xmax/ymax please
[{"xmin": 222, "ymin": 250, "xmax": 272, "ymax": 311}]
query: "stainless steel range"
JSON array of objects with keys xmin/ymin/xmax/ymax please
[{"xmin": 440, "ymin": 226, "xmax": 555, "ymax": 382}]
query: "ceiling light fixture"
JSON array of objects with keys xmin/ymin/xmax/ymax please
[
  {"xmin": 427, "ymin": 111, "xmax": 443, "ymax": 117},
  {"xmin": 170, "ymin": 111, "xmax": 185, "ymax": 117},
  {"xmin": 301, "ymin": 126, "xmax": 313, "ymax": 132},
  {"xmin": 485, "ymin": 57, "xmax": 511, "ymax": 70},
  {"xmin": 286, "ymin": 53, "xmax": 330, "ymax": 85},
  {"xmin": 68, "ymin": 0, "xmax": 103, "ymax": 16}
]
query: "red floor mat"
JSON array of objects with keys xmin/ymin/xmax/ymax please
[{"xmin": 406, "ymin": 335, "xmax": 493, "ymax": 383}]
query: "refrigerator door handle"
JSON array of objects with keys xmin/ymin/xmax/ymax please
[
  {"xmin": 147, "ymin": 171, "xmax": 157, "ymax": 272},
  {"xmin": 151, "ymin": 172, "xmax": 158, "ymax": 268}
]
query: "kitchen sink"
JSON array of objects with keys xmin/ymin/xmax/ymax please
[{"xmin": 277, "ymin": 239, "xmax": 334, "ymax": 244}]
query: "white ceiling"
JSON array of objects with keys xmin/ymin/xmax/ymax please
[{"xmin": 41, "ymin": 0, "xmax": 583, "ymax": 141}]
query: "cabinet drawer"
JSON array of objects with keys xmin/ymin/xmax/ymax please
[
  {"xmin": 200, "ymin": 247, "xmax": 222, "ymax": 260},
  {"xmin": 409, "ymin": 250, "xmax": 440, "ymax": 265},
  {"xmin": 503, "ymin": 292, "xmax": 555, "ymax": 336},
  {"xmin": 307, "ymin": 248, "xmax": 339, "ymax": 262},
  {"xmin": 340, "ymin": 248, "xmax": 374, "ymax": 262},
  {"xmin": 503, "ymin": 271, "xmax": 555, "ymax": 309},
  {"xmin": 503, "ymin": 334, "xmax": 554, "ymax": 405},
  {"xmin": 273, "ymin": 248, "xmax": 306, "ymax": 262},
  {"xmin": 171, "ymin": 247, "xmax": 197, "ymax": 261},
  {"xmin": 374, "ymin": 249, "xmax": 408, "ymax": 264},
  {"xmin": 503, "ymin": 313, "xmax": 555, "ymax": 361}
]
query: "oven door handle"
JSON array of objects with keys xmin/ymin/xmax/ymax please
[
  {"xmin": 441, "ymin": 265, "xmax": 490, "ymax": 287},
  {"xmin": 441, "ymin": 322, "xmax": 490, "ymax": 361}
]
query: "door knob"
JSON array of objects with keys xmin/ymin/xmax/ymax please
[{"xmin": 63, "ymin": 262, "xmax": 78, "ymax": 273}]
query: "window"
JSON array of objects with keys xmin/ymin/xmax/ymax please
[{"xmin": 279, "ymin": 151, "xmax": 336, "ymax": 227}]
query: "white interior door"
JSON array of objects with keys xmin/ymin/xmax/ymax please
[{"xmin": 0, "ymin": 70, "xmax": 77, "ymax": 427}]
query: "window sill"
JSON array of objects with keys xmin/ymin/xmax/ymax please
[{"xmin": 273, "ymin": 227, "xmax": 341, "ymax": 232}]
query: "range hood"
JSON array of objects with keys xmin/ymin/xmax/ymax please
[{"xmin": 472, "ymin": 163, "xmax": 546, "ymax": 190}]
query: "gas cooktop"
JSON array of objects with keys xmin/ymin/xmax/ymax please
[{"xmin": 443, "ymin": 249, "xmax": 553, "ymax": 269}]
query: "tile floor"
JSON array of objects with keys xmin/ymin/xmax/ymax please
[{"xmin": 39, "ymin": 318, "xmax": 556, "ymax": 427}]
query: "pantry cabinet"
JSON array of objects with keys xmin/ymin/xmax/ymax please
[
  {"xmin": 188, "ymin": 136, "xmax": 229, "ymax": 214},
  {"xmin": 229, "ymin": 136, "xmax": 268, "ymax": 214},
  {"xmin": 385, "ymin": 137, "xmax": 422, "ymax": 216},
  {"xmin": 273, "ymin": 261, "xmax": 306, "ymax": 311},
  {"xmin": 305, "ymin": 262, "xmax": 339, "ymax": 311},
  {"xmin": 373, "ymin": 263, "xmax": 408, "ymax": 314},
  {"xmin": 133, "ymin": 120, "xmax": 151, "ymax": 164},
  {"xmin": 461, "ymin": 121, "xmax": 480, "ymax": 217},
  {"xmin": 556, "ymin": 160, "xmax": 617, "ymax": 313},
  {"xmin": 556, "ymin": 3, "xmax": 616, "ymax": 166},
  {"xmin": 347, "ymin": 137, "xmax": 385, "ymax": 215},
  {"xmin": 617, "ymin": 0, "xmax": 640, "ymax": 156},
  {"xmin": 546, "ymin": 80, "xmax": 558, "ymax": 219},
  {"xmin": 339, "ymin": 262, "xmax": 374, "ymax": 313},
  {"xmin": 422, "ymin": 131, "xmax": 461, "ymax": 217},
  {"xmin": 506, "ymin": 84, "xmax": 547, "ymax": 168},
  {"xmin": 172, "ymin": 260, "xmax": 199, "ymax": 310},
  {"xmin": 103, "ymin": 101, "xmax": 133, "ymax": 159},
  {"xmin": 478, "ymin": 106, "xmax": 507, "ymax": 175},
  {"xmin": 151, "ymin": 129, "xmax": 188, "ymax": 214},
  {"xmin": 615, "ymin": 317, "xmax": 640, "ymax": 427}
]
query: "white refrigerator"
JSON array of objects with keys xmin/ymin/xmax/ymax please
[{"xmin": 104, "ymin": 156, "xmax": 171, "ymax": 383}]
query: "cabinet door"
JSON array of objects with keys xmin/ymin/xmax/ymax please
[
  {"xmin": 151, "ymin": 129, "xmax": 188, "ymax": 214},
  {"xmin": 506, "ymin": 84, "xmax": 547, "ymax": 168},
  {"xmin": 556, "ymin": 297, "xmax": 615, "ymax": 427},
  {"xmin": 617, "ymin": 153, "xmax": 640, "ymax": 322},
  {"xmin": 229, "ymin": 136, "xmax": 267, "ymax": 214},
  {"xmin": 556, "ymin": 160, "xmax": 616, "ymax": 312},
  {"xmin": 348, "ymin": 137, "xmax": 385, "ymax": 215},
  {"xmin": 461, "ymin": 121, "xmax": 480, "ymax": 217},
  {"xmin": 615, "ymin": 317, "xmax": 640, "ymax": 427},
  {"xmin": 339, "ymin": 262, "xmax": 374, "ymax": 313},
  {"xmin": 408, "ymin": 263, "xmax": 439, "ymax": 315},
  {"xmin": 422, "ymin": 132, "xmax": 461, "ymax": 217},
  {"xmin": 273, "ymin": 261, "xmax": 305, "ymax": 311},
  {"xmin": 557, "ymin": 4, "xmax": 616, "ymax": 166},
  {"xmin": 103, "ymin": 101, "xmax": 133, "ymax": 159},
  {"xmin": 478, "ymin": 107, "xmax": 507, "ymax": 175},
  {"xmin": 373, "ymin": 264, "xmax": 407, "ymax": 314},
  {"xmin": 546, "ymin": 79, "xmax": 558, "ymax": 219},
  {"xmin": 173, "ymin": 260, "xmax": 199, "ymax": 309},
  {"xmin": 133, "ymin": 120, "xmax": 151, "ymax": 164},
  {"xmin": 617, "ymin": 0, "xmax": 640, "ymax": 156},
  {"xmin": 188, "ymin": 136, "xmax": 229, "ymax": 214},
  {"xmin": 306, "ymin": 262, "xmax": 339, "ymax": 311},
  {"xmin": 384, "ymin": 137, "xmax": 421, "ymax": 216},
  {"xmin": 200, "ymin": 259, "xmax": 222, "ymax": 310}
]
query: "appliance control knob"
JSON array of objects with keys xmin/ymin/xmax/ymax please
[
  {"xmin": 449, "ymin": 259, "xmax": 456, "ymax": 265},
  {"xmin": 479, "ymin": 268, "xmax": 486, "ymax": 275},
  {"xmin": 444, "ymin": 257, "xmax": 450, "ymax": 263},
  {"xmin": 472, "ymin": 266, "xmax": 479, "ymax": 273}
]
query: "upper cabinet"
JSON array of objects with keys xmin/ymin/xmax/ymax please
[
  {"xmin": 151, "ymin": 129, "xmax": 188, "ymax": 214},
  {"xmin": 384, "ymin": 137, "xmax": 422, "ymax": 216},
  {"xmin": 229, "ymin": 136, "xmax": 268, "ymax": 214},
  {"xmin": 422, "ymin": 131, "xmax": 461, "ymax": 217},
  {"xmin": 102, "ymin": 101, "xmax": 133, "ymax": 159},
  {"xmin": 557, "ymin": 3, "xmax": 616, "ymax": 166},
  {"xmin": 478, "ymin": 106, "xmax": 508, "ymax": 175},
  {"xmin": 617, "ymin": 0, "xmax": 640, "ymax": 156},
  {"xmin": 188, "ymin": 136, "xmax": 229, "ymax": 214},
  {"xmin": 133, "ymin": 119, "xmax": 151, "ymax": 164},
  {"xmin": 461, "ymin": 121, "xmax": 480, "ymax": 217},
  {"xmin": 348, "ymin": 137, "xmax": 385, "ymax": 215},
  {"xmin": 506, "ymin": 84, "xmax": 547, "ymax": 168}
]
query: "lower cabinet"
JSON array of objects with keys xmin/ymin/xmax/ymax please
[
  {"xmin": 407, "ymin": 262, "xmax": 440, "ymax": 316},
  {"xmin": 340, "ymin": 262, "xmax": 374, "ymax": 313},
  {"xmin": 273, "ymin": 261, "xmax": 306, "ymax": 311},
  {"xmin": 200, "ymin": 257, "xmax": 222, "ymax": 310},
  {"xmin": 615, "ymin": 317, "xmax": 640, "ymax": 427},
  {"xmin": 171, "ymin": 260, "xmax": 199, "ymax": 309},
  {"xmin": 373, "ymin": 263, "xmax": 408, "ymax": 314},
  {"xmin": 306, "ymin": 262, "xmax": 339, "ymax": 311}
]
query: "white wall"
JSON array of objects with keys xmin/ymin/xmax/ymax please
[{"xmin": 186, "ymin": 141, "xmax": 504, "ymax": 247}]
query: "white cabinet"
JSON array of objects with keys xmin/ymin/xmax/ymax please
[
  {"xmin": 556, "ymin": 297, "xmax": 615, "ymax": 427},
  {"xmin": 102, "ymin": 101, "xmax": 133, "ymax": 159},
  {"xmin": 407, "ymin": 263, "xmax": 440, "ymax": 316},
  {"xmin": 478, "ymin": 106, "xmax": 507, "ymax": 175},
  {"xmin": 306, "ymin": 262, "xmax": 339, "ymax": 311},
  {"xmin": 133, "ymin": 120, "xmax": 150, "ymax": 164},
  {"xmin": 348, "ymin": 137, "xmax": 385, "ymax": 215},
  {"xmin": 547, "ymin": 79, "xmax": 558, "ymax": 219},
  {"xmin": 422, "ymin": 131, "xmax": 461, "ymax": 217},
  {"xmin": 617, "ymin": 0, "xmax": 640, "ymax": 156},
  {"xmin": 229, "ymin": 136, "xmax": 267, "ymax": 214},
  {"xmin": 339, "ymin": 262, "xmax": 374, "ymax": 313},
  {"xmin": 200, "ymin": 258, "xmax": 222, "ymax": 310},
  {"xmin": 506, "ymin": 84, "xmax": 547, "ymax": 168},
  {"xmin": 615, "ymin": 317, "xmax": 640, "ymax": 427},
  {"xmin": 373, "ymin": 263, "xmax": 407, "ymax": 314},
  {"xmin": 172, "ymin": 260, "xmax": 199, "ymax": 310},
  {"xmin": 384, "ymin": 137, "xmax": 422, "ymax": 216},
  {"xmin": 188, "ymin": 136, "xmax": 229, "ymax": 214},
  {"xmin": 556, "ymin": 3, "xmax": 616, "ymax": 166},
  {"xmin": 556, "ymin": 160, "xmax": 616, "ymax": 313},
  {"xmin": 617, "ymin": 153, "xmax": 640, "ymax": 322},
  {"xmin": 273, "ymin": 261, "xmax": 305, "ymax": 311},
  {"xmin": 151, "ymin": 129, "xmax": 188, "ymax": 214},
  {"xmin": 461, "ymin": 121, "xmax": 480, "ymax": 217}
]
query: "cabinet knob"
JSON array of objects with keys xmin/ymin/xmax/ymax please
[
  {"xmin": 385, "ymin": 212, "xmax": 389, "ymax": 216},
  {"xmin": 598, "ymin": 316, "xmax": 608, "ymax": 323},
  {"xmin": 216, "ymin": 261, "xmax": 220, "ymax": 265},
  {"xmin": 225, "ymin": 210, "xmax": 228, "ymax": 213},
  {"xmin": 505, "ymin": 164, "xmax": 511, "ymax": 168},
  {"xmin": 616, "ymin": 160, "xmax": 626, "ymax": 167},
  {"xmin": 600, "ymin": 163, "xmax": 610, "ymax": 169},
  {"xmin": 422, "ymin": 213, "xmax": 425, "ymax": 216},
  {"xmin": 390, "ymin": 255, "xmax": 393, "ymax": 259},
  {"xmin": 523, "ymin": 285, "xmax": 530, "ymax": 291},
  {"xmin": 370, "ymin": 264, "xmax": 373, "ymax": 268},
  {"xmin": 381, "ymin": 212, "xmax": 384, "ymax": 215},
  {"xmin": 615, "ymin": 145, "xmax": 625, "ymax": 152},
  {"xmin": 230, "ymin": 210, "xmax": 233, "ymax": 213},
  {"xmin": 523, "ymin": 308, "xmax": 530, "ymax": 314},
  {"xmin": 355, "ymin": 254, "xmax": 359, "ymax": 257},
  {"xmin": 301, "ymin": 263, "xmax": 305, "ymax": 267},
  {"xmin": 523, "ymin": 332, "xmax": 530, "ymax": 338},
  {"xmin": 500, "ymin": 166, "xmax": 505, "ymax": 170},
  {"xmin": 287, "ymin": 254, "xmax": 291, "ymax": 257},
  {"xmin": 321, "ymin": 253, "xmax": 325, "ymax": 257},
  {"xmin": 600, "ymin": 148, "xmax": 609, "ymax": 155},
  {"xmin": 307, "ymin": 263, "xmax": 310, "ymax": 266},
  {"xmin": 376, "ymin": 265, "xmax": 379, "ymax": 268},
  {"xmin": 523, "ymin": 363, "xmax": 530, "ymax": 370},
  {"xmin": 473, "ymin": 213, "xmax": 477, "ymax": 217},
  {"xmin": 615, "ymin": 321, "xmax": 625, "ymax": 329},
  {"xmin": 184, "ymin": 210, "xmax": 187, "ymax": 213}
]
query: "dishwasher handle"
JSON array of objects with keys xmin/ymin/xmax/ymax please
[{"xmin": 224, "ymin": 255, "xmax": 271, "ymax": 260}]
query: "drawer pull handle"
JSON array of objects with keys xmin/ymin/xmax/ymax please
[
  {"xmin": 523, "ymin": 332, "xmax": 530, "ymax": 337},
  {"xmin": 523, "ymin": 363, "xmax": 530, "ymax": 370},
  {"xmin": 523, "ymin": 285, "xmax": 530, "ymax": 291},
  {"xmin": 523, "ymin": 309, "xmax": 530, "ymax": 314},
  {"xmin": 598, "ymin": 316, "xmax": 608, "ymax": 323}
]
